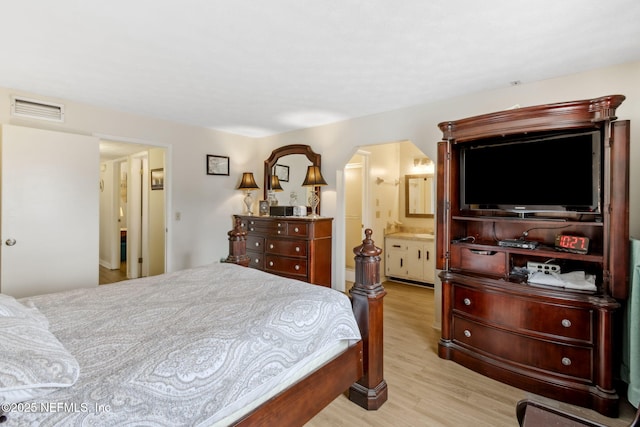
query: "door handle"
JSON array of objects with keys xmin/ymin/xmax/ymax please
[{"xmin": 5, "ymin": 238, "xmax": 16, "ymax": 246}]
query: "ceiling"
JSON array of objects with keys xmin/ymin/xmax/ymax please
[{"xmin": 2, "ymin": 1, "xmax": 640, "ymax": 138}]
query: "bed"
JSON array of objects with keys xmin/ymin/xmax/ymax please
[{"xmin": 0, "ymin": 225, "xmax": 386, "ymax": 426}]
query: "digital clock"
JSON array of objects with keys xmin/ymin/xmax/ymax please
[{"xmin": 554, "ymin": 234, "xmax": 590, "ymax": 254}]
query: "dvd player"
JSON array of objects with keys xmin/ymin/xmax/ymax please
[{"xmin": 498, "ymin": 239, "xmax": 539, "ymax": 249}]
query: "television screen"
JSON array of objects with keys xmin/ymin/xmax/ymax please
[{"xmin": 460, "ymin": 130, "xmax": 601, "ymax": 213}]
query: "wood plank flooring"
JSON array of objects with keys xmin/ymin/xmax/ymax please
[
  {"xmin": 99, "ymin": 263, "xmax": 128, "ymax": 285},
  {"xmin": 307, "ymin": 281, "xmax": 637, "ymax": 427}
]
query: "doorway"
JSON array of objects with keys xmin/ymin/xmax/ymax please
[
  {"xmin": 344, "ymin": 150, "xmax": 370, "ymax": 282},
  {"xmin": 99, "ymin": 140, "xmax": 167, "ymax": 282},
  {"xmin": 340, "ymin": 140, "xmax": 434, "ymax": 289}
]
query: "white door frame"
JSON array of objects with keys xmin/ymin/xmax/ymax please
[
  {"xmin": 95, "ymin": 133, "xmax": 172, "ymax": 274},
  {"xmin": 335, "ymin": 149, "xmax": 371, "ymax": 291}
]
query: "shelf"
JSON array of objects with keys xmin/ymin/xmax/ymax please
[
  {"xmin": 452, "ymin": 242, "xmax": 603, "ymax": 263},
  {"xmin": 452, "ymin": 215, "xmax": 603, "ymax": 227}
]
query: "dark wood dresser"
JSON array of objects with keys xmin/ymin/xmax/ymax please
[{"xmin": 234, "ymin": 215, "xmax": 333, "ymax": 287}]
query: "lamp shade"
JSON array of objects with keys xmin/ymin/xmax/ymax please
[
  {"xmin": 237, "ymin": 172, "xmax": 259, "ymax": 190},
  {"xmin": 301, "ymin": 166, "xmax": 327, "ymax": 187},
  {"xmin": 270, "ymin": 175, "xmax": 284, "ymax": 191}
]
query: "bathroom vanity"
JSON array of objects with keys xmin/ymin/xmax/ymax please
[{"xmin": 385, "ymin": 232, "xmax": 435, "ymax": 286}]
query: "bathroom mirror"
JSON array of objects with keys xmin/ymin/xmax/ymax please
[
  {"xmin": 405, "ymin": 174, "xmax": 434, "ymax": 218},
  {"xmin": 264, "ymin": 144, "xmax": 322, "ymax": 213}
]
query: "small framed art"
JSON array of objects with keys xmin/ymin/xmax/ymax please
[
  {"xmin": 259, "ymin": 200, "xmax": 270, "ymax": 216},
  {"xmin": 207, "ymin": 155, "xmax": 230, "ymax": 176},
  {"xmin": 274, "ymin": 164, "xmax": 289, "ymax": 182},
  {"xmin": 151, "ymin": 168, "xmax": 164, "ymax": 190}
]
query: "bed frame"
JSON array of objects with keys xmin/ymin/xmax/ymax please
[
  {"xmin": 227, "ymin": 217, "xmax": 387, "ymax": 425},
  {"xmin": 0, "ymin": 222, "xmax": 386, "ymax": 426}
]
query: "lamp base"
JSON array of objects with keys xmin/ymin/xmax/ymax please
[
  {"xmin": 243, "ymin": 191, "xmax": 254, "ymax": 215},
  {"xmin": 307, "ymin": 190, "xmax": 320, "ymax": 218}
]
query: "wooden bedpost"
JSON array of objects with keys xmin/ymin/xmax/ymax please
[
  {"xmin": 349, "ymin": 228, "xmax": 388, "ymax": 410},
  {"xmin": 225, "ymin": 216, "xmax": 250, "ymax": 266}
]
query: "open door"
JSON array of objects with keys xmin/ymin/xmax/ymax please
[{"xmin": 1, "ymin": 125, "xmax": 99, "ymax": 298}]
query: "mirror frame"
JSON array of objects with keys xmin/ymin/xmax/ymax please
[
  {"xmin": 264, "ymin": 144, "xmax": 322, "ymax": 214},
  {"xmin": 405, "ymin": 173, "xmax": 434, "ymax": 218}
]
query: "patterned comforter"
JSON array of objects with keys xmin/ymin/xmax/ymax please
[{"xmin": 10, "ymin": 263, "xmax": 361, "ymax": 426}]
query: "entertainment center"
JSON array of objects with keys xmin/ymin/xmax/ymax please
[{"xmin": 436, "ymin": 95, "xmax": 630, "ymax": 417}]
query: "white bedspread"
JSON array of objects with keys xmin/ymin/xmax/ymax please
[{"xmin": 10, "ymin": 263, "xmax": 361, "ymax": 426}]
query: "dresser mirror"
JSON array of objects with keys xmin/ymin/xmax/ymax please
[
  {"xmin": 405, "ymin": 174, "xmax": 434, "ymax": 218},
  {"xmin": 264, "ymin": 144, "xmax": 322, "ymax": 213}
]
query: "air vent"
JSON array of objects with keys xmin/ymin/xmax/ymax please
[{"xmin": 10, "ymin": 96, "xmax": 65, "ymax": 122}]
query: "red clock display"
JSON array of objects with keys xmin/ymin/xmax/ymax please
[{"xmin": 554, "ymin": 234, "xmax": 590, "ymax": 254}]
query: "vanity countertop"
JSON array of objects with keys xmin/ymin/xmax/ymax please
[{"xmin": 386, "ymin": 232, "xmax": 434, "ymax": 241}]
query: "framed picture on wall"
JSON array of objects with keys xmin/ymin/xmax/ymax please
[
  {"xmin": 151, "ymin": 168, "xmax": 164, "ymax": 190},
  {"xmin": 207, "ymin": 155, "xmax": 230, "ymax": 176},
  {"xmin": 274, "ymin": 164, "xmax": 289, "ymax": 182}
]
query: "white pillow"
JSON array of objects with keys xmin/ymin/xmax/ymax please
[
  {"xmin": 0, "ymin": 294, "xmax": 49, "ymax": 326},
  {"xmin": 0, "ymin": 316, "xmax": 79, "ymax": 404}
]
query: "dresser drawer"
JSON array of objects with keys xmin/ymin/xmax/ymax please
[
  {"xmin": 453, "ymin": 316, "xmax": 593, "ymax": 381},
  {"xmin": 450, "ymin": 246, "xmax": 507, "ymax": 276},
  {"xmin": 287, "ymin": 222, "xmax": 308, "ymax": 237},
  {"xmin": 246, "ymin": 235, "xmax": 265, "ymax": 252},
  {"xmin": 265, "ymin": 255, "xmax": 308, "ymax": 277},
  {"xmin": 266, "ymin": 238, "xmax": 307, "ymax": 257},
  {"xmin": 245, "ymin": 218, "xmax": 288, "ymax": 235},
  {"xmin": 247, "ymin": 250, "xmax": 264, "ymax": 270},
  {"xmin": 453, "ymin": 286, "xmax": 593, "ymax": 342}
]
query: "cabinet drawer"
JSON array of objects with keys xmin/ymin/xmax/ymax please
[
  {"xmin": 385, "ymin": 238, "xmax": 408, "ymax": 251},
  {"xmin": 453, "ymin": 316, "xmax": 592, "ymax": 381},
  {"xmin": 287, "ymin": 222, "xmax": 308, "ymax": 237},
  {"xmin": 450, "ymin": 246, "xmax": 507, "ymax": 276},
  {"xmin": 247, "ymin": 250, "xmax": 264, "ymax": 270},
  {"xmin": 266, "ymin": 238, "xmax": 307, "ymax": 257},
  {"xmin": 453, "ymin": 286, "xmax": 592, "ymax": 342},
  {"xmin": 246, "ymin": 235, "xmax": 265, "ymax": 252},
  {"xmin": 245, "ymin": 219, "xmax": 288, "ymax": 235},
  {"xmin": 265, "ymin": 255, "xmax": 307, "ymax": 277}
]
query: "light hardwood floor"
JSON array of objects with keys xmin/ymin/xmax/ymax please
[
  {"xmin": 99, "ymin": 263, "xmax": 128, "ymax": 285},
  {"xmin": 307, "ymin": 281, "xmax": 637, "ymax": 427}
]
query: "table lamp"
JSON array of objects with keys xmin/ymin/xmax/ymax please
[
  {"xmin": 268, "ymin": 174, "xmax": 283, "ymax": 206},
  {"xmin": 301, "ymin": 165, "xmax": 327, "ymax": 217},
  {"xmin": 238, "ymin": 172, "xmax": 260, "ymax": 215}
]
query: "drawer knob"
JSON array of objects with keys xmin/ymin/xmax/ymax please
[
  {"xmin": 255, "ymin": 242, "xmax": 260, "ymax": 247},
  {"xmin": 561, "ymin": 357, "xmax": 572, "ymax": 366},
  {"xmin": 269, "ymin": 244, "xmax": 274, "ymax": 249},
  {"xmin": 250, "ymin": 227, "xmax": 255, "ymax": 232},
  {"xmin": 463, "ymin": 329, "xmax": 471, "ymax": 338},
  {"xmin": 250, "ymin": 220, "xmax": 255, "ymax": 225},
  {"xmin": 463, "ymin": 298, "xmax": 471, "ymax": 306},
  {"xmin": 269, "ymin": 261, "xmax": 274, "ymax": 267},
  {"xmin": 277, "ymin": 223, "xmax": 282, "ymax": 227},
  {"xmin": 254, "ymin": 258, "xmax": 259, "ymax": 264},
  {"xmin": 295, "ymin": 247, "xmax": 300, "ymax": 252},
  {"xmin": 277, "ymin": 230, "xmax": 281, "ymax": 234},
  {"xmin": 294, "ymin": 265, "xmax": 300, "ymax": 271},
  {"xmin": 561, "ymin": 319, "xmax": 572, "ymax": 328},
  {"xmin": 294, "ymin": 227, "xmax": 299, "ymax": 232}
]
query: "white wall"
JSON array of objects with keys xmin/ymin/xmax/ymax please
[
  {"xmin": 99, "ymin": 161, "xmax": 117, "ymax": 268},
  {"xmin": 0, "ymin": 87, "xmax": 260, "ymax": 272},
  {"xmin": 258, "ymin": 61, "xmax": 640, "ymax": 287},
  {"xmin": 1, "ymin": 60, "xmax": 638, "ymax": 280}
]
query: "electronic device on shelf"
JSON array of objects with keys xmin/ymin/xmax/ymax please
[
  {"xmin": 554, "ymin": 234, "xmax": 590, "ymax": 254},
  {"xmin": 498, "ymin": 239, "xmax": 539, "ymax": 249}
]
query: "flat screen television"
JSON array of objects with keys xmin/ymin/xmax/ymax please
[{"xmin": 460, "ymin": 130, "xmax": 602, "ymax": 214}]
